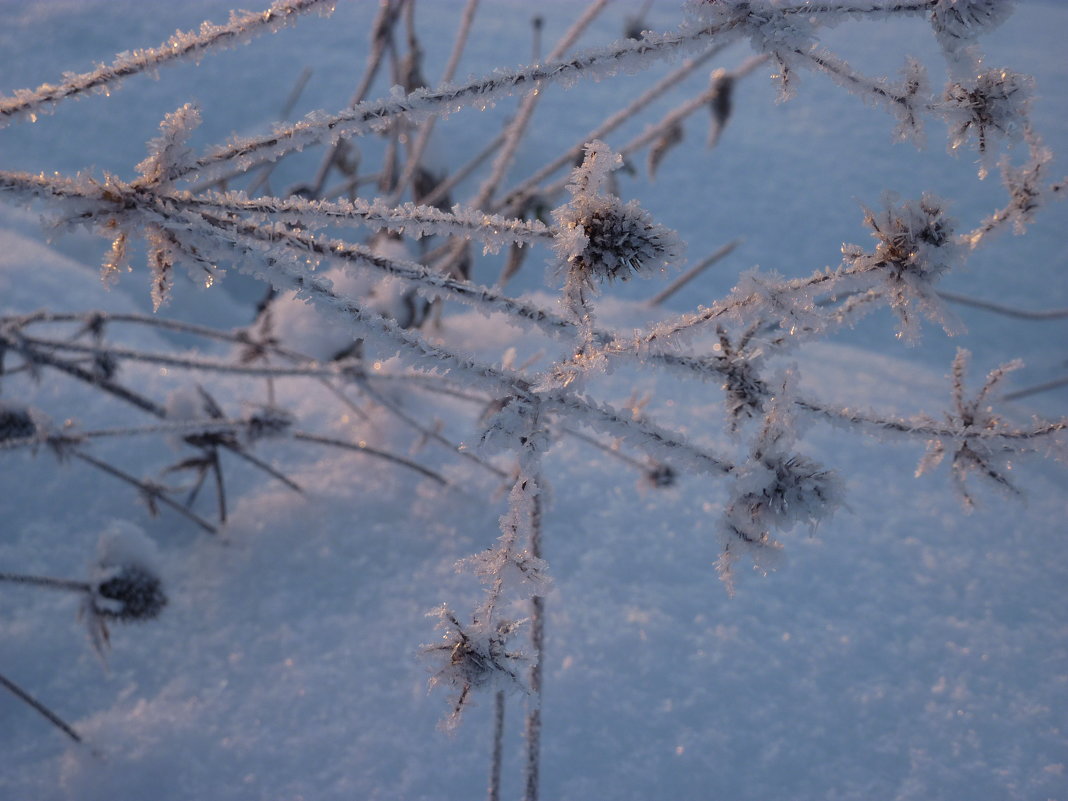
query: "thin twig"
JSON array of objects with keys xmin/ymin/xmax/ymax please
[
  {"xmin": 646, "ymin": 239, "xmax": 741, "ymax": 306},
  {"xmin": 0, "ymin": 672, "xmax": 83, "ymax": 744},
  {"xmin": 290, "ymin": 430, "xmax": 450, "ymax": 485}
]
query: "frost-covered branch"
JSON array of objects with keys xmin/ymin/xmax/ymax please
[
  {"xmin": 0, "ymin": 0, "xmax": 336, "ymax": 127},
  {"xmin": 173, "ymin": 17, "xmax": 746, "ymax": 182}
]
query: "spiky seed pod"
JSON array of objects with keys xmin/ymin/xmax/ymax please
[
  {"xmin": 92, "ymin": 565, "xmax": 167, "ymax": 622},
  {"xmin": 930, "ymin": 0, "xmax": 1016, "ymax": 54},
  {"xmin": 244, "ymin": 406, "xmax": 295, "ymax": 443},
  {"xmin": 0, "ymin": 404, "xmax": 37, "ymax": 442},
  {"xmin": 644, "ymin": 463, "xmax": 677, "ymax": 489},
  {"xmin": 562, "ymin": 202, "xmax": 680, "ymax": 283},
  {"xmin": 553, "ymin": 141, "xmax": 683, "ymax": 287},
  {"xmin": 939, "ymin": 69, "xmax": 1032, "ymax": 177}
]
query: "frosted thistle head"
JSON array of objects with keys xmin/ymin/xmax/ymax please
[
  {"xmin": 849, "ymin": 193, "xmax": 960, "ymax": 339},
  {"xmin": 552, "ymin": 141, "xmax": 683, "ymax": 287},
  {"xmin": 0, "ymin": 403, "xmax": 37, "ymax": 443},
  {"xmin": 931, "ymin": 0, "xmax": 1016, "ymax": 57},
  {"xmin": 940, "ymin": 69, "xmax": 1032, "ymax": 178},
  {"xmin": 91, "ymin": 564, "xmax": 167, "ymax": 622},
  {"xmin": 424, "ymin": 606, "xmax": 526, "ymax": 728},
  {"xmin": 81, "ymin": 523, "xmax": 167, "ymax": 657}
]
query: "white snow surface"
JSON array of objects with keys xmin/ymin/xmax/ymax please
[{"xmin": 1, "ymin": 3, "xmax": 1066, "ymax": 800}]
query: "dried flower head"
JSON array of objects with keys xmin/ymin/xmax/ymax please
[
  {"xmin": 644, "ymin": 462, "xmax": 677, "ymax": 490},
  {"xmin": 940, "ymin": 69, "xmax": 1032, "ymax": 177},
  {"xmin": 553, "ymin": 141, "xmax": 683, "ymax": 287},
  {"xmin": 424, "ymin": 606, "xmax": 526, "ymax": 728},
  {"xmin": 844, "ymin": 193, "xmax": 960, "ymax": 340},
  {"xmin": 81, "ymin": 523, "xmax": 167, "ymax": 657},
  {"xmin": 930, "ymin": 0, "xmax": 1015, "ymax": 56},
  {"xmin": 91, "ymin": 564, "xmax": 167, "ymax": 622},
  {"xmin": 717, "ymin": 372, "xmax": 841, "ymax": 594},
  {"xmin": 916, "ymin": 349, "xmax": 1025, "ymax": 510},
  {"xmin": 0, "ymin": 403, "xmax": 37, "ymax": 443}
]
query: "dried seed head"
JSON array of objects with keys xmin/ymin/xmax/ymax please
[
  {"xmin": 92, "ymin": 564, "xmax": 167, "ymax": 622},
  {"xmin": 644, "ymin": 463, "xmax": 677, "ymax": 489},
  {"xmin": 0, "ymin": 404, "xmax": 37, "ymax": 443},
  {"xmin": 553, "ymin": 141, "xmax": 683, "ymax": 287}
]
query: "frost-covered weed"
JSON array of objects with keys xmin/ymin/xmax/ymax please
[{"xmin": 0, "ymin": 0, "xmax": 1065, "ymax": 796}]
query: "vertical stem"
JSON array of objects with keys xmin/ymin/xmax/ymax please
[
  {"xmin": 523, "ymin": 488, "xmax": 544, "ymax": 801},
  {"xmin": 488, "ymin": 689, "xmax": 505, "ymax": 801},
  {"xmin": 388, "ymin": 0, "xmax": 480, "ymax": 204}
]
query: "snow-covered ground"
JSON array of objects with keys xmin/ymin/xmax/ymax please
[{"xmin": 1, "ymin": 2, "xmax": 1066, "ymax": 800}]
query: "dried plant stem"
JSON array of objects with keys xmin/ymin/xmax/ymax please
[
  {"xmin": 488, "ymin": 689, "xmax": 505, "ymax": 801},
  {"xmin": 0, "ymin": 0, "xmax": 336, "ymax": 127},
  {"xmin": 72, "ymin": 450, "xmax": 219, "ymax": 534},
  {"xmin": 523, "ymin": 487, "xmax": 544, "ymax": 801},
  {"xmin": 937, "ymin": 290, "xmax": 1068, "ymax": 320},
  {"xmin": 177, "ymin": 17, "xmax": 744, "ymax": 182},
  {"xmin": 0, "ymin": 573, "xmax": 91, "ymax": 593},
  {"xmin": 389, "ymin": 0, "xmax": 481, "ymax": 204},
  {"xmin": 290, "ymin": 430, "xmax": 450, "ymax": 486},
  {"xmin": 473, "ymin": 0, "xmax": 610, "ymax": 210},
  {"xmin": 646, "ymin": 238, "xmax": 741, "ymax": 306},
  {"xmin": 500, "ymin": 44, "xmax": 728, "ymax": 210},
  {"xmin": 348, "ymin": 376, "xmax": 509, "ymax": 479},
  {"xmin": 0, "ymin": 672, "xmax": 83, "ymax": 744}
]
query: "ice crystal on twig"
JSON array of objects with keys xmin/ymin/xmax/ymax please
[
  {"xmin": 916, "ymin": 349, "xmax": 1025, "ymax": 510},
  {"xmin": 938, "ymin": 69, "xmax": 1032, "ymax": 178},
  {"xmin": 930, "ymin": 0, "xmax": 1015, "ymax": 69},
  {"xmin": 136, "ymin": 104, "xmax": 202, "ymax": 188},
  {"xmin": 844, "ymin": 193, "xmax": 960, "ymax": 341},
  {"xmin": 424, "ymin": 606, "xmax": 527, "ymax": 729}
]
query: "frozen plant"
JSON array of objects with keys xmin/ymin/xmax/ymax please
[{"xmin": 0, "ymin": 0, "xmax": 1065, "ymax": 798}]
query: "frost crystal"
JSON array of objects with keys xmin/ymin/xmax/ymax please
[
  {"xmin": 844, "ymin": 193, "xmax": 960, "ymax": 340},
  {"xmin": 424, "ymin": 606, "xmax": 527, "ymax": 728},
  {"xmin": 135, "ymin": 103, "xmax": 202, "ymax": 187},
  {"xmin": 938, "ymin": 69, "xmax": 1032, "ymax": 178},
  {"xmin": 916, "ymin": 349, "xmax": 1025, "ymax": 510},
  {"xmin": 930, "ymin": 0, "xmax": 1015, "ymax": 63}
]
